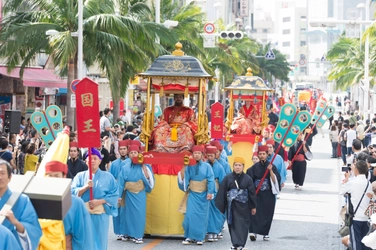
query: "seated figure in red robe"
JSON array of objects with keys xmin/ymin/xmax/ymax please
[
  {"xmin": 230, "ymin": 101, "xmax": 260, "ymax": 135},
  {"xmin": 150, "ymin": 94, "xmax": 197, "ymax": 153}
]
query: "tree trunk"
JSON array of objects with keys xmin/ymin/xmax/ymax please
[
  {"xmin": 112, "ymin": 90, "xmax": 120, "ymax": 124},
  {"xmin": 66, "ymin": 58, "xmax": 76, "ymax": 130}
]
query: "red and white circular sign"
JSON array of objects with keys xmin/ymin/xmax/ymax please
[
  {"xmin": 204, "ymin": 23, "xmax": 215, "ymax": 34},
  {"xmin": 299, "ymin": 59, "xmax": 306, "ymax": 66}
]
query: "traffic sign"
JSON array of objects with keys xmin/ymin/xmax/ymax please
[
  {"xmin": 70, "ymin": 79, "xmax": 80, "ymax": 93},
  {"xmin": 299, "ymin": 59, "xmax": 306, "ymax": 66},
  {"xmin": 204, "ymin": 23, "xmax": 215, "ymax": 34},
  {"xmin": 264, "ymin": 49, "xmax": 275, "ymax": 60},
  {"xmin": 321, "ymin": 55, "xmax": 326, "ymax": 62},
  {"xmin": 203, "ymin": 34, "xmax": 216, "ymax": 48}
]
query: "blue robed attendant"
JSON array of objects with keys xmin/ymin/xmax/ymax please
[
  {"xmin": 43, "ymin": 160, "xmax": 96, "ymax": 250},
  {"xmin": 266, "ymin": 140, "xmax": 287, "ymax": 186},
  {"xmin": 108, "ymin": 140, "xmax": 131, "ymax": 240},
  {"xmin": 178, "ymin": 145, "xmax": 215, "ymax": 245},
  {"xmin": 0, "ymin": 160, "xmax": 42, "ymax": 250},
  {"xmin": 205, "ymin": 146, "xmax": 226, "ymax": 242},
  {"xmin": 0, "ymin": 224, "xmax": 22, "ymax": 250},
  {"xmin": 118, "ymin": 144, "xmax": 154, "ymax": 244},
  {"xmin": 71, "ymin": 148, "xmax": 119, "ymax": 250},
  {"xmin": 211, "ymin": 141, "xmax": 232, "ymax": 174}
]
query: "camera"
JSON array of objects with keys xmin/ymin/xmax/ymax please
[{"xmin": 342, "ymin": 163, "xmax": 352, "ymax": 172}]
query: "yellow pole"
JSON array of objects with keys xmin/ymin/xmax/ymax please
[
  {"xmin": 198, "ymin": 78, "xmax": 203, "ymax": 131},
  {"xmin": 145, "ymin": 77, "xmax": 151, "ymax": 151},
  {"xmin": 262, "ymin": 91, "xmax": 266, "ymax": 125},
  {"xmin": 151, "ymin": 92, "xmax": 155, "ymax": 132}
]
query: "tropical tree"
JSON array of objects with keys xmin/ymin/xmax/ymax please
[
  {"xmin": 326, "ymin": 37, "xmax": 366, "ymax": 90},
  {"xmin": 253, "ymin": 43, "xmax": 290, "ymax": 87},
  {"xmin": 0, "ymin": 0, "xmax": 175, "ymax": 125}
]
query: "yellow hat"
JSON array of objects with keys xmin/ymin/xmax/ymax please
[{"xmin": 233, "ymin": 157, "xmax": 245, "ymax": 165}]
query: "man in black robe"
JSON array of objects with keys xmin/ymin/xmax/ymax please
[
  {"xmin": 215, "ymin": 157, "xmax": 257, "ymax": 250},
  {"xmin": 288, "ymin": 132, "xmax": 313, "ymax": 190},
  {"xmin": 247, "ymin": 145, "xmax": 281, "ymax": 241}
]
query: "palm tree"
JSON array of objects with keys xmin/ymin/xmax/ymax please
[
  {"xmin": 0, "ymin": 0, "xmax": 175, "ymax": 126},
  {"xmin": 326, "ymin": 37, "xmax": 367, "ymax": 90},
  {"xmin": 253, "ymin": 43, "xmax": 290, "ymax": 87}
]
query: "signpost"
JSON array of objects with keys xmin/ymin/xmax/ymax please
[
  {"xmin": 203, "ymin": 23, "xmax": 216, "ymax": 48},
  {"xmin": 204, "ymin": 23, "xmax": 215, "ymax": 34}
]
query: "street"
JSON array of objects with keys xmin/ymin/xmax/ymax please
[{"xmin": 108, "ymin": 128, "xmax": 343, "ymax": 250}]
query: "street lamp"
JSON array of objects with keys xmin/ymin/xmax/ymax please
[{"xmin": 214, "ymin": 67, "xmax": 220, "ymax": 102}]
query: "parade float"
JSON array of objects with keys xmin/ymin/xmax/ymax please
[
  {"xmin": 136, "ymin": 42, "xmax": 212, "ymax": 235},
  {"xmin": 224, "ymin": 68, "xmax": 273, "ymax": 169}
]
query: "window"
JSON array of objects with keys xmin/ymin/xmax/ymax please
[
  {"xmin": 300, "ymin": 41, "xmax": 306, "ymax": 46},
  {"xmin": 300, "ymin": 54, "xmax": 306, "ymax": 59},
  {"xmin": 300, "ymin": 67, "xmax": 307, "ymax": 74},
  {"xmin": 282, "ymin": 41, "xmax": 290, "ymax": 47},
  {"xmin": 263, "ymin": 29, "xmax": 268, "ymax": 33},
  {"xmin": 282, "ymin": 29, "xmax": 290, "ymax": 34},
  {"xmin": 301, "ymin": 16, "xmax": 307, "ymax": 20},
  {"xmin": 283, "ymin": 17, "xmax": 291, "ymax": 22},
  {"xmin": 301, "ymin": 28, "xmax": 307, "ymax": 32},
  {"xmin": 286, "ymin": 54, "xmax": 290, "ymax": 60}
]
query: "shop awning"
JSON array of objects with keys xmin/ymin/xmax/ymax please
[{"xmin": 0, "ymin": 66, "xmax": 67, "ymax": 88}]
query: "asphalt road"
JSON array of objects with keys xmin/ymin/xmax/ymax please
[{"xmin": 108, "ymin": 127, "xmax": 343, "ymax": 250}]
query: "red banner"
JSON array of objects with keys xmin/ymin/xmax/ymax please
[
  {"xmin": 211, "ymin": 102, "xmax": 224, "ymax": 139},
  {"xmin": 75, "ymin": 77, "xmax": 101, "ymax": 148}
]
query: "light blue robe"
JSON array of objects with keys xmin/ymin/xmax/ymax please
[
  {"xmin": 109, "ymin": 157, "xmax": 130, "ymax": 235},
  {"xmin": 71, "ymin": 169, "xmax": 119, "ymax": 250},
  {"xmin": 217, "ymin": 157, "xmax": 232, "ymax": 175},
  {"xmin": 0, "ymin": 188, "xmax": 42, "ymax": 250},
  {"xmin": 178, "ymin": 161, "xmax": 215, "ymax": 241},
  {"xmin": 63, "ymin": 195, "xmax": 96, "ymax": 250},
  {"xmin": 267, "ymin": 153, "xmax": 287, "ymax": 184},
  {"xmin": 206, "ymin": 160, "xmax": 226, "ymax": 234},
  {"xmin": 220, "ymin": 140, "xmax": 232, "ymax": 157},
  {"xmin": 0, "ymin": 224, "xmax": 22, "ymax": 250},
  {"xmin": 118, "ymin": 162, "xmax": 154, "ymax": 239}
]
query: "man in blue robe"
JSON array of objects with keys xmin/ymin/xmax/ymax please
[
  {"xmin": 205, "ymin": 146, "xmax": 226, "ymax": 242},
  {"xmin": 0, "ymin": 224, "xmax": 22, "ymax": 250},
  {"xmin": 118, "ymin": 144, "xmax": 154, "ymax": 244},
  {"xmin": 211, "ymin": 141, "xmax": 231, "ymax": 174},
  {"xmin": 178, "ymin": 145, "xmax": 215, "ymax": 245},
  {"xmin": 71, "ymin": 148, "xmax": 119, "ymax": 250},
  {"xmin": 266, "ymin": 140, "xmax": 287, "ymax": 187},
  {"xmin": 108, "ymin": 140, "xmax": 131, "ymax": 240},
  {"xmin": 0, "ymin": 160, "xmax": 42, "ymax": 250},
  {"xmin": 44, "ymin": 160, "xmax": 96, "ymax": 250}
]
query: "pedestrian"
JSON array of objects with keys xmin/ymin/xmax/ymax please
[
  {"xmin": 215, "ymin": 156, "xmax": 257, "ymax": 250},
  {"xmin": 67, "ymin": 141, "xmax": 88, "ymax": 178},
  {"xmin": 24, "ymin": 143, "xmax": 40, "ymax": 173},
  {"xmin": 178, "ymin": 145, "xmax": 215, "ymax": 245},
  {"xmin": 205, "ymin": 146, "xmax": 226, "ymax": 242},
  {"xmin": 345, "ymin": 123, "xmax": 357, "ymax": 156},
  {"xmin": 0, "ymin": 160, "xmax": 42, "ymax": 249},
  {"xmin": 247, "ymin": 145, "xmax": 281, "ymax": 241},
  {"xmin": 117, "ymin": 144, "xmax": 154, "ymax": 244},
  {"xmin": 44, "ymin": 160, "xmax": 96, "ymax": 250},
  {"xmin": 340, "ymin": 160, "xmax": 372, "ymax": 250},
  {"xmin": 210, "ymin": 140, "xmax": 231, "ymax": 174},
  {"xmin": 252, "ymin": 152, "xmax": 260, "ymax": 165},
  {"xmin": 71, "ymin": 148, "xmax": 119, "ymax": 250},
  {"xmin": 340, "ymin": 123, "xmax": 349, "ymax": 166},
  {"xmin": 288, "ymin": 132, "xmax": 313, "ymax": 190},
  {"xmin": 108, "ymin": 140, "xmax": 130, "ymax": 240},
  {"xmin": 329, "ymin": 124, "xmax": 339, "ymax": 158}
]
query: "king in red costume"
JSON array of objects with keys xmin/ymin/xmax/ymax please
[{"xmin": 150, "ymin": 94, "xmax": 198, "ymax": 153}]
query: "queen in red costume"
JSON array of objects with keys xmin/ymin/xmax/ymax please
[
  {"xmin": 231, "ymin": 100, "xmax": 260, "ymax": 135},
  {"xmin": 150, "ymin": 94, "xmax": 198, "ymax": 153}
]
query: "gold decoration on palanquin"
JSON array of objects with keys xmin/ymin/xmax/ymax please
[
  {"xmin": 184, "ymin": 155, "xmax": 190, "ymax": 165},
  {"xmin": 232, "ymin": 79, "xmax": 241, "ymax": 86},
  {"xmin": 172, "ymin": 42, "xmax": 185, "ymax": 56},
  {"xmin": 255, "ymin": 80, "xmax": 266, "ymax": 87},
  {"xmin": 162, "ymin": 60, "xmax": 191, "ymax": 72},
  {"xmin": 244, "ymin": 83, "xmax": 252, "ymax": 88},
  {"xmin": 137, "ymin": 153, "xmax": 144, "ymax": 164},
  {"xmin": 246, "ymin": 68, "xmax": 253, "ymax": 76}
]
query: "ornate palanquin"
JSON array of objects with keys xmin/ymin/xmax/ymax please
[
  {"xmin": 136, "ymin": 43, "xmax": 213, "ymax": 235},
  {"xmin": 224, "ymin": 68, "xmax": 273, "ymax": 169}
]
